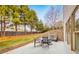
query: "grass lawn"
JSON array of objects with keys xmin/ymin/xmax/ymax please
[
  {"xmin": 0, "ymin": 34, "xmax": 41, "ymax": 50},
  {"xmin": 0, "ymin": 30, "xmax": 63, "ymax": 50}
]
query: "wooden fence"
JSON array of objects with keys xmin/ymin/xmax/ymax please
[{"xmin": 0, "ymin": 31, "xmax": 41, "ymax": 36}]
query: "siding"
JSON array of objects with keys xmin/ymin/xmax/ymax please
[{"xmin": 64, "ymin": 5, "xmax": 76, "ymax": 23}]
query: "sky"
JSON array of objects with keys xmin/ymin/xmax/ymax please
[
  {"xmin": 29, "ymin": 5, "xmax": 51, "ymax": 24},
  {"xmin": 29, "ymin": 5, "xmax": 63, "ymax": 26}
]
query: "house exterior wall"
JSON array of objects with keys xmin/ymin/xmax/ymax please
[
  {"xmin": 64, "ymin": 5, "xmax": 76, "ymax": 23},
  {"xmin": 63, "ymin": 5, "xmax": 76, "ymax": 50}
]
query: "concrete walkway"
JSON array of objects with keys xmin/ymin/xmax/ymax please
[{"xmin": 4, "ymin": 41, "xmax": 74, "ymax": 54}]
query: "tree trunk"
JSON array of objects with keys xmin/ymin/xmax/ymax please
[
  {"xmin": 15, "ymin": 24, "xmax": 17, "ymax": 36},
  {"xmin": 0, "ymin": 18, "xmax": 2, "ymax": 36},
  {"xmin": 3, "ymin": 20, "xmax": 6, "ymax": 36},
  {"xmin": 24, "ymin": 24, "xmax": 26, "ymax": 34},
  {"xmin": 31, "ymin": 26, "xmax": 32, "ymax": 32}
]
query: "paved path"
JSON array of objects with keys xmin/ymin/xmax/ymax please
[{"xmin": 4, "ymin": 41, "xmax": 74, "ymax": 54}]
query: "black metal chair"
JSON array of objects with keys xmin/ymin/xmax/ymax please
[{"xmin": 41, "ymin": 37, "xmax": 52, "ymax": 47}]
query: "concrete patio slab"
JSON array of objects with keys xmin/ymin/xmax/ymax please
[{"xmin": 4, "ymin": 41, "xmax": 73, "ymax": 54}]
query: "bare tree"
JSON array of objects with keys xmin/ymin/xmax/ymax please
[{"xmin": 45, "ymin": 6, "xmax": 63, "ymax": 29}]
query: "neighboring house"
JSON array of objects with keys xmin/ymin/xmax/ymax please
[
  {"xmin": 64, "ymin": 5, "xmax": 79, "ymax": 51},
  {"xmin": 0, "ymin": 22, "xmax": 32, "ymax": 32}
]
